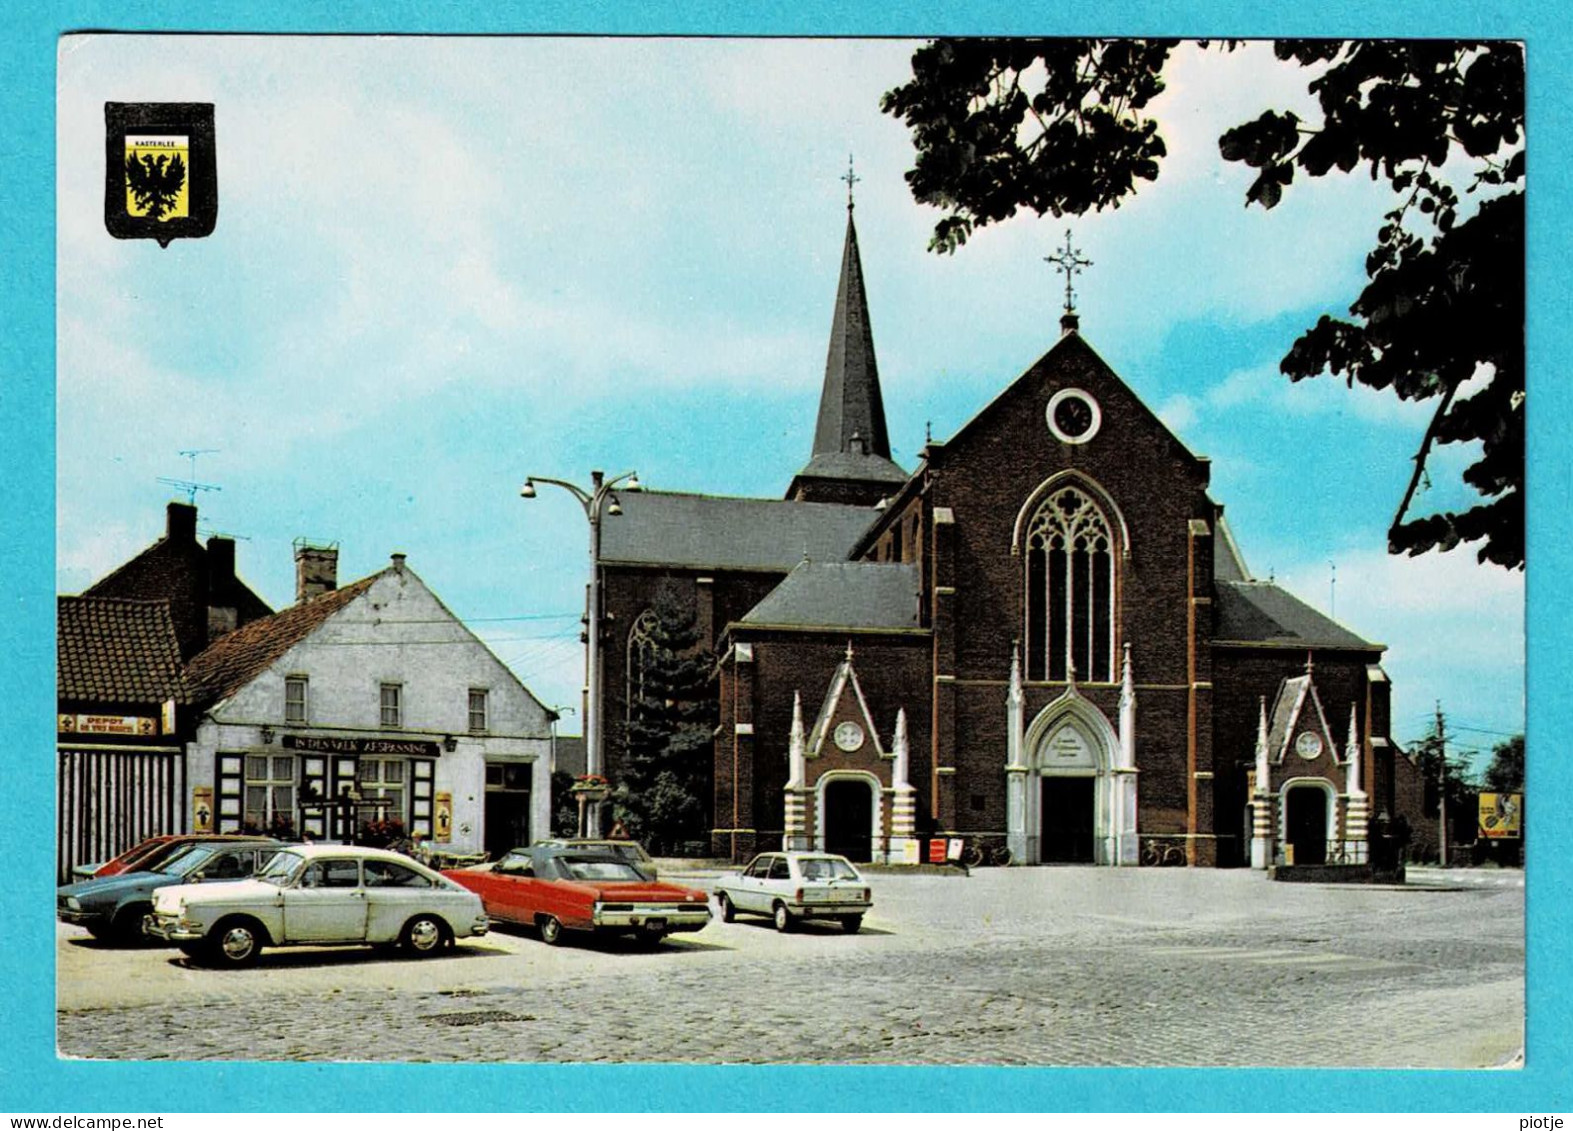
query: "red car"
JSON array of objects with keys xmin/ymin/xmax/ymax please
[
  {"xmin": 72, "ymin": 834, "xmax": 279, "ymax": 880},
  {"xmin": 448, "ymin": 846, "xmax": 711, "ymax": 946}
]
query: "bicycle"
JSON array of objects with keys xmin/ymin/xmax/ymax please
[
  {"xmin": 960, "ymin": 838, "xmax": 1015, "ymax": 868},
  {"xmin": 1139, "ymin": 837, "xmax": 1187, "ymax": 867}
]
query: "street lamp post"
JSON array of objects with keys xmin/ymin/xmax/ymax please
[{"xmin": 520, "ymin": 469, "xmax": 641, "ymax": 837}]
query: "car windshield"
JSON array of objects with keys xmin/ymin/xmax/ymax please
[
  {"xmin": 561, "ymin": 858, "xmax": 645, "ymax": 883},
  {"xmin": 165, "ymin": 845, "xmax": 223, "ymax": 877},
  {"xmin": 152, "ymin": 844, "xmax": 205, "ymax": 874},
  {"xmin": 256, "ymin": 850, "xmax": 307, "ymax": 886},
  {"xmin": 799, "ymin": 857, "xmax": 858, "ymax": 881},
  {"xmin": 611, "ymin": 843, "xmax": 649, "ymax": 863}
]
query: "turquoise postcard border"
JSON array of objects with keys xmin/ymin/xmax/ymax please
[{"xmin": 3, "ymin": 1, "xmax": 1566, "ymax": 1112}]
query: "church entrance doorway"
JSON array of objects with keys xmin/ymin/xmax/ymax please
[
  {"xmin": 1040, "ymin": 776, "xmax": 1096, "ymax": 863},
  {"xmin": 1285, "ymin": 784, "xmax": 1328, "ymax": 865},
  {"xmin": 823, "ymin": 778, "xmax": 873, "ymax": 862}
]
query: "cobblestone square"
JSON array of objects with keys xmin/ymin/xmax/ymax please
[{"xmin": 56, "ymin": 866, "xmax": 1523, "ymax": 1066}]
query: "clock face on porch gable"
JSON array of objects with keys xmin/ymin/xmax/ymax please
[{"xmin": 833, "ymin": 720, "xmax": 866, "ymax": 753}]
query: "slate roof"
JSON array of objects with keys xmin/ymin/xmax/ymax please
[
  {"xmin": 739, "ymin": 561, "xmax": 921, "ymax": 630},
  {"xmin": 1214, "ymin": 580, "xmax": 1378, "ymax": 650},
  {"xmin": 799, "ymin": 212, "xmax": 899, "ymax": 476},
  {"xmin": 58, "ymin": 596, "xmax": 186, "ymax": 704},
  {"xmin": 1212, "ymin": 513, "xmax": 1251, "ymax": 583},
  {"xmin": 183, "ymin": 574, "xmax": 381, "ymax": 706},
  {"xmin": 598, "ymin": 490, "xmax": 878, "ymax": 571},
  {"xmin": 553, "ymin": 735, "xmax": 587, "ymax": 777},
  {"xmin": 793, "ymin": 450, "xmax": 908, "ymax": 486}
]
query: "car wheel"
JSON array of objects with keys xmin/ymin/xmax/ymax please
[
  {"xmin": 111, "ymin": 903, "xmax": 152, "ymax": 946},
  {"xmin": 205, "ymin": 917, "xmax": 264, "ymax": 967},
  {"xmin": 538, "ymin": 915, "xmax": 565, "ymax": 946},
  {"xmin": 400, "ymin": 914, "xmax": 448, "ymax": 956},
  {"xmin": 772, "ymin": 902, "xmax": 794, "ymax": 933},
  {"xmin": 718, "ymin": 893, "xmax": 735, "ymax": 923},
  {"xmin": 841, "ymin": 915, "xmax": 864, "ymax": 934}
]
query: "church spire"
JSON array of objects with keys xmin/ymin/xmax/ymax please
[{"xmin": 787, "ymin": 177, "xmax": 908, "ymax": 505}]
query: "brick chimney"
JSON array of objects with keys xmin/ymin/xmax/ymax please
[
  {"xmin": 167, "ymin": 501, "xmax": 197, "ymax": 542},
  {"xmin": 206, "ymin": 536, "xmax": 239, "ymax": 641},
  {"xmin": 294, "ymin": 540, "xmax": 339, "ymax": 604}
]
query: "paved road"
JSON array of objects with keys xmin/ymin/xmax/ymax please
[{"xmin": 56, "ymin": 866, "xmax": 1524, "ymax": 1066}]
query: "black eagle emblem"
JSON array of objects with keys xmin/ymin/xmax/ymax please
[{"xmin": 125, "ymin": 150, "xmax": 187, "ymax": 221}]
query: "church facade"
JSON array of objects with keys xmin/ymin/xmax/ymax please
[{"xmin": 596, "ymin": 207, "xmax": 1423, "ymax": 868}]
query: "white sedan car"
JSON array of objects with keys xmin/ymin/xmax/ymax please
[
  {"xmin": 713, "ymin": 851, "xmax": 872, "ymax": 933},
  {"xmin": 144, "ymin": 843, "xmax": 488, "ymax": 967}
]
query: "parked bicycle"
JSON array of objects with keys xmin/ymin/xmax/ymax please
[
  {"xmin": 960, "ymin": 838, "xmax": 1014, "ymax": 868},
  {"xmin": 1139, "ymin": 836, "xmax": 1187, "ymax": 867}
]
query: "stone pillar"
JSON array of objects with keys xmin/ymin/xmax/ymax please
[
  {"xmin": 1114, "ymin": 642, "xmax": 1140, "ymax": 866},
  {"xmin": 1005, "ymin": 643, "xmax": 1030, "ymax": 863},
  {"xmin": 890, "ymin": 708, "xmax": 917, "ymax": 863},
  {"xmin": 783, "ymin": 692, "xmax": 810, "ymax": 851},
  {"xmin": 1250, "ymin": 695, "xmax": 1273, "ymax": 869},
  {"xmin": 1343, "ymin": 702, "xmax": 1369, "ymax": 861}
]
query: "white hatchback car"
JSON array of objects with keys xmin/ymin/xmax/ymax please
[
  {"xmin": 713, "ymin": 851, "xmax": 872, "ymax": 933},
  {"xmin": 144, "ymin": 843, "xmax": 488, "ymax": 967}
]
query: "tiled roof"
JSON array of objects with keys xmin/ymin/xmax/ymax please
[
  {"xmin": 598, "ymin": 490, "xmax": 878, "ymax": 571},
  {"xmin": 1214, "ymin": 580, "xmax": 1377, "ymax": 650},
  {"xmin": 740, "ymin": 561, "xmax": 921, "ymax": 630},
  {"xmin": 84, "ymin": 529, "xmax": 273, "ymax": 660},
  {"xmin": 184, "ymin": 574, "xmax": 381, "ymax": 706},
  {"xmin": 58, "ymin": 597, "xmax": 186, "ymax": 704}
]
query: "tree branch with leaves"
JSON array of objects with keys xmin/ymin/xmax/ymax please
[{"xmin": 882, "ymin": 38, "xmax": 1524, "ymax": 568}]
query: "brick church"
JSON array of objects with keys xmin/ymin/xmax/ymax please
[{"xmin": 596, "ymin": 201, "xmax": 1424, "ymax": 868}]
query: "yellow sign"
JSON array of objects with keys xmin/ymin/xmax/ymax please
[
  {"xmin": 1479, "ymin": 792, "xmax": 1522, "ymax": 839},
  {"xmin": 193, "ymin": 786, "xmax": 214, "ymax": 833},
  {"xmin": 124, "ymin": 135, "xmax": 190, "ymax": 221},
  {"xmin": 435, "ymin": 792, "xmax": 453, "ymax": 844}
]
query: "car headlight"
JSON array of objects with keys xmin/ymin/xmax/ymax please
[{"xmin": 66, "ymin": 896, "xmax": 81, "ymax": 910}]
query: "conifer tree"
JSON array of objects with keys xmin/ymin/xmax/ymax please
[{"xmin": 612, "ymin": 584, "xmax": 716, "ymax": 855}]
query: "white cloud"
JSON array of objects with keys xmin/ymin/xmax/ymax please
[{"xmin": 1157, "ymin": 394, "xmax": 1198, "ymax": 431}]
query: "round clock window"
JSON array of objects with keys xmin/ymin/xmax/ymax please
[
  {"xmin": 1295, "ymin": 732, "xmax": 1324, "ymax": 760},
  {"xmin": 1046, "ymin": 388, "xmax": 1102, "ymax": 444},
  {"xmin": 833, "ymin": 721, "xmax": 865, "ymax": 753}
]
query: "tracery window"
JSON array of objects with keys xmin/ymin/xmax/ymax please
[
  {"xmin": 626, "ymin": 609, "xmax": 659, "ymax": 719},
  {"xmin": 1024, "ymin": 486, "xmax": 1117, "ymax": 682}
]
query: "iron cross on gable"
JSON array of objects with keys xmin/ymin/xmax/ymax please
[
  {"xmin": 841, "ymin": 154, "xmax": 860, "ymax": 211},
  {"xmin": 1045, "ymin": 229, "xmax": 1092, "ymax": 314}
]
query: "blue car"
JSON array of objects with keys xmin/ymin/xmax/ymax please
[{"xmin": 57, "ymin": 839, "xmax": 281, "ymax": 945}]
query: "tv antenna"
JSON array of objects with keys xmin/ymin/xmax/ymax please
[{"xmin": 157, "ymin": 448, "xmax": 222, "ymax": 506}]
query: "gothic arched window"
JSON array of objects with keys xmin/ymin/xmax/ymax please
[
  {"xmin": 626, "ymin": 609, "xmax": 659, "ymax": 719},
  {"xmin": 1024, "ymin": 486, "xmax": 1117, "ymax": 682}
]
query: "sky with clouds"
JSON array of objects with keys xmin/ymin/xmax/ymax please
[{"xmin": 56, "ymin": 36, "xmax": 1525, "ymax": 771}]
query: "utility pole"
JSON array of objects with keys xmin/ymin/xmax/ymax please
[{"xmin": 1436, "ymin": 700, "xmax": 1449, "ymax": 867}]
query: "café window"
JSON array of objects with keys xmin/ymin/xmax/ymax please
[
  {"xmin": 285, "ymin": 676, "xmax": 309, "ymax": 724},
  {"xmin": 357, "ymin": 758, "xmax": 406, "ymax": 830},
  {"xmin": 244, "ymin": 754, "xmax": 296, "ymax": 836},
  {"xmin": 380, "ymin": 683, "xmax": 402, "ymax": 728},
  {"xmin": 468, "ymin": 689, "xmax": 488, "ymax": 734}
]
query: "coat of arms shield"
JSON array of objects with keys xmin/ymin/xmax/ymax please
[{"xmin": 103, "ymin": 101, "xmax": 217, "ymax": 246}]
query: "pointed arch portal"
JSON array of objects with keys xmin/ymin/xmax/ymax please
[{"xmin": 1011, "ymin": 691, "xmax": 1127, "ymax": 865}]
